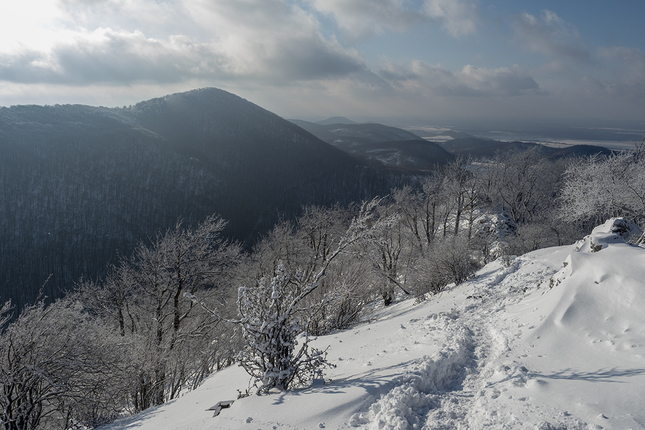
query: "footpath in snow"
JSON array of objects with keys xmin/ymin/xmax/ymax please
[{"xmin": 103, "ymin": 218, "xmax": 645, "ymax": 430}]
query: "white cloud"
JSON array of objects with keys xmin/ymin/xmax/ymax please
[
  {"xmin": 597, "ymin": 46, "xmax": 645, "ymax": 84},
  {"xmin": 307, "ymin": 0, "xmax": 425, "ymax": 38},
  {"xmin": 308, "ymin": 0, "xmax": 479, "ymax": 39},
  {"xmin": 0, "ymin": 29, "xmax": 223, "ymax": 84},
  {"xmin": 378, "ymin": 59, "xmax": 541, "ymax": 97},
  {"xmin": 512, "ymin": 10, "xmax": 590, "ymax": 63},
  {"xmin": 183, "ymin": 0, "xmax": 366, "ymax": 81},
  {"xmin": 0, "ymin": 0, "xmax": 366, "ymax": 86},
  {"xmin": 585, "ymin": 46, "xmax": 645, "ymax": 98},
  {"xmin": 0, "ymin": 1, "xmax": 66, "ymax": 52},
  {"xmin": 457, "ymin": 64, "xmax": 541, "ymax": 95},
  {"xmin": 0, "ymin": 0, "xmax": 478, "ymax": 96},
  {"xmin": 423, "ymin": 0, "xmax": 479, "ymax": 38},
  {"xmin": 57, "ymin": 0, "xmax": 190, "ymax": 33}
]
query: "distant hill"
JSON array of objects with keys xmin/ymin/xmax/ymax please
[
  {"xmin": 441, "ymin": 137, "xmax": 525, "ymax": 157},
  {"xmin": 290, "ymin": 120, "xmax": 453, "ymax": 172},
  {"xmin": 441, "ymin": 137, "xmax": 612, "ymax": 159},
  {"xmin": 332, "ymin": 139, "xmax": 454, "ymax": 172},
  {"xmin": 317, "ymin": 116, "xmax": 357, "ymax": 125},
  {"xmin": 541, "ymin": 143, "xmax": 614, "ymax": 158},
  {"xmin": 406, "ymin": 129, "xmax": 476, "ymax": 141},
  {"xmin": 0, "ymin": 88, "xmax": 397, "ymax": 307},
  {"xmin": 291, "ymin": 120, "xmax": 422, "ymax": 143}
]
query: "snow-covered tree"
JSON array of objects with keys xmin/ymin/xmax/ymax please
[
  {"xmin": 240, "ymin": 204, "xmax": 374, "ymax": 336},
  {"xmin": 0, "ymin": 299, "xmax": 130, "ymax": 430},
  {"xmin": 237, "ymin": 199, "xmax": 387, "ymax": 393},
  {"xmin": 560, "ymin": 143, "xmax": 645, "ymax": 238},
  {"xmin": 75, "ymin": 214, "xmax": 241, "ymax": 411},
  {"xmin": 193, "ymin": 199, "xmax": 388, "ymax": 394},
  {"xmin": 485, "ymin": 148, "xmax": 560, "ymax": 226},
  {"xmin": 294, "ymin": 205, "xmax": 372, "ymax": 335},
  {"xmin": 367, "ymin": 198, "xmax": 412, "ymax": 306},
  {"xmin": 441, "ymin": 157, "xmax": 480, "ymax": 236},
  {"xmin": 419, "ymin": 173, "xmax": 450, "ymax": 245}
]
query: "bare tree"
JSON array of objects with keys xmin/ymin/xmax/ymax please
[
  {"xmin": 0, "ymin": 299, "xmax": 130, "ymax": 430},
  {"xmin": 487, "ymin": 148, "xmax": 559, "ymax": 226},
  {"xmin": 392, "ymin": 187, "xmax": 424, "ymax": 254},
  {"xmin": 130, "ymin": 215, "xmax": 240, "ymax": 408},
  {"xmin": 75, "ymin": 264, "xmax": 136, "ymax": 337},
  {"xmin": 368, "ymin": 198, "xmax": 413, "ymax": 306},
  {"xmin": 75, "ymin": 214, "xmax": 241, "ymax": 411},
  {"xmin": 441, "ymin": 157, "xmax": 475, "ymax": 236}
]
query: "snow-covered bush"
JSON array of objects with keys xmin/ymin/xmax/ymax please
[
  {"xmin": 232, "ymin": 199, "xmax": 386, "ymax": 393},
  {"xmin": 433, "ymin": 236, "xmax": 480, "ymax": 286},
  {"xmin": 503, "ymin": 216, "xmax": 584, "ymax": 256},
  {"xmin": 410, "ymin": 236, "xmax": 480, "ymax": 299},
  {"xmin": 236, "ymin": 265, "xmax": 333, "ymax": 393}
]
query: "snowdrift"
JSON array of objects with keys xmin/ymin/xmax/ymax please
[{"xmin": 102, "ymin": 218, "xmax": 645, "ymax": 430}]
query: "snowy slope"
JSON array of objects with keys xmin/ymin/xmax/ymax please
[{"xmin": 103, "ymin": 219, "xmax": 645, "ymax": 430}]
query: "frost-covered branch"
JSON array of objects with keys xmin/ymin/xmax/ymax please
[
  {"xmin": 217, "ymin": 198, "xmax": 388, "ymax": 394},
  {"xmin": 559, "ymin": 149, "xmax": 645, "ymax": 230}
]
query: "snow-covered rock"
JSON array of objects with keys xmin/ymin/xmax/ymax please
[{"xmin": 576, "ymin": 217, "xmax": 642, "ymax": 253}]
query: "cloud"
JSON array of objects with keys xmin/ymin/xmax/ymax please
[
  {"xmin": 0, "ymin": 0, "xmax": 366, "ymax": 86},
  {"xmin": 587, "ymin": 46, "xmax": 645, "ymax": 97},
  {"xmin": 0, "ymin": 0, "xmax": 479, "ymax": 91},
  {"xmin": 307, "ymin": 0, "xmax": 425, "ymax": 38},
  {"xmin": 57, "ymin": 0, "xmax": 187, "ymax": 30},
  {"xmin": 597, "ymin": 46, "xmax": 645, "ymax": 83},
  {"xmin": 379, "ymin": 59, "xmax": 541, "ymax": 97},
  {"xmin": 0, "ymin": 29, "xmax": 222, "ymax": 85},
  {"xmin": 456, "ymin": 64, "xmax": 541, "ymax": 96},
  {"xmin": 308, "ymin": 0, "xmax": 479, "ymax": 39},
  {"xmin": 512, "ymin": 10, "xmax": 591, "ymax": 63},
  {"xmin": 423, "ymin": 0, "xmax": 480, "ymax": 38},
  {"xmin": 183, "ymin": 0, "xmax": 367, "ymax": 81}
]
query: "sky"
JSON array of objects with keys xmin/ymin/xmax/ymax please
[{"xmin": 1, "ymin": 0, "xmax": 644, "ymax": 128}]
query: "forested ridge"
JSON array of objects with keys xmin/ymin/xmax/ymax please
[{"xmin": 0, "ymin": 88, "xmax": 398, "ymax": 308}]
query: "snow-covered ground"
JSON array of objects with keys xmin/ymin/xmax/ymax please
[{"xmin": 103, "ymin": 219, "xmax": 645, "ymax": 430}]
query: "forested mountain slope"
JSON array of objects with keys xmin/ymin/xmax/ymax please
[{"xmin": 0, "ymin": 88, "xmax": 392, "ymax": 307}]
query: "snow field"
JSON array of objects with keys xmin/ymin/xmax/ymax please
[{"xmin": 102, "ymin": 219, "xmax": 645, "ymax": 430}]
